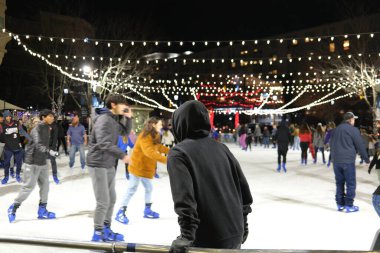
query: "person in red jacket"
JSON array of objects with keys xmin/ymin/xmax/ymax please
[{"xmin": 299, "ymin": 122, "xmax": 312, "ymax": 165}]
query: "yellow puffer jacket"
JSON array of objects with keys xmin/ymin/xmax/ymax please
[{"xmin": 129, "ymin": 132, "xmax": 169, "ymax": 179}]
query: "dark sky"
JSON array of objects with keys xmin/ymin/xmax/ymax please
[{"xmin": 6, "ymin": 0, "xmax": 380, "ymax": 41}]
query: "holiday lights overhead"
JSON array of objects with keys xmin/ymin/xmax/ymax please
[{"xmin": 3, "ymin": 28, "xmax": 378, "ymax": 49}]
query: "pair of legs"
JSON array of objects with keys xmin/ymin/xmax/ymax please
[
  {"xmin": 88, "ymin": 166, "xmax": 123, "ymax": 241},
  {"xmin": 333, "ymin": 163, "xmax": 358, "ymax": 212},
  {"xmin": 57, "ymin": 137, "xmax": 68, "ymax": 155},
  {"xmin": 69, "ymin": 144, "xmax": 86, "ymax": 169},
  {"xmin": 2, "ymin": 148, "xmax": 23, "ymax": 184},
  {"xmin": 300, "ymin": 142, "xmax": 309, "ymax": 164},
  {"xmin": 277, "ymin": 148, "xmax": 288, "ymax": 172},
  {"xmin": 314, "ymin": 147, "xmax": 326, "ymax": 163},
  {"xmin": 8, "ymin": 163, "xmax": 55, "ymax": 222},
  {"xmin": 115, "ymin": 173, "xmax": 159, "ymax": 224}
]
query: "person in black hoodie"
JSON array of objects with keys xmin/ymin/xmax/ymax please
[
  {"xmin": 168, "ymin": 101, "xmax": 253, "ymax": 252},
  {"xmin": 274, "ymin": 120, "xmax": 291, "ymax": 173}
]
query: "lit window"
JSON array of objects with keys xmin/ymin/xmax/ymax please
[
  {"xmin": 231, "ymin": 62, "xmax": 236, "ymax": 68},
  {"xmin": 292, "ymin": 39, "xmax": 298, "ymax": 45},
  {"xmin": 343, "ymin": 40, "xmax": 350, "ymax": 51},
  {"xmin": 253, "ymin": 48, "xmax": 258, "ymax": 52},
  {"xmin": 272, "ymin": 55, "xmax": 277, "ymax": 61},
  {"xmin": 305, "ymin": 37, "xmax": 310, "ymax": 43},
  {"xmin": 329, "ymin": 43, "xmax": 335, "ymax": 53}
]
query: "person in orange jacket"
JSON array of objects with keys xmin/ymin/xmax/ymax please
[{"xmin": 115, "ymin": 116, "xmax": 169, "ymax": 224}]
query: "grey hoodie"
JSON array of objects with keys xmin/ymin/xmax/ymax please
[{"xmin": 86, "ymin": 108, "xmax": 132, "ymax": 168}]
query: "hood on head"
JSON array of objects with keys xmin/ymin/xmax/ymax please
[
  {"xmin": 172, "ymin": 100, "xmax": 211, "ymax": 143},
  {"xmin": 3, "ymin": 110, "xmax": 11, "ymax": 118}
]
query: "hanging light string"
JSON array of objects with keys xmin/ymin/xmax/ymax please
[
  {"xmin": 278, "ymin": 85, "xmax": 310, "ymax": 109},
  {"xmin": 33, "ymin": 50, "xmax": 379, "ymax": 66},
  {"xmin": 13, "ymin": 36, "xmax": 371, "ymax": 96},
  {"xmin": 161, "ymin": 88, "xmax": 179, "ymax": 109},
  {"xmin": 3, "ymin": 28, "xmax": 378, "ymax": 48}
]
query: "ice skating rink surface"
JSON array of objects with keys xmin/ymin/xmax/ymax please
[{"xmin": 0, "ymin": 143, "xmax": 378, "ymax": 252}]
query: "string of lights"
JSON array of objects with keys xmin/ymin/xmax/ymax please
[{"xmin": 3, "ymin": 28, "xmax": 378, "ymax": 48}]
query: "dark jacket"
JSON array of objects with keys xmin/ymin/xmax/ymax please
[
  {"xmin": 86, "ymin": 108, "xmax": 132, "ymax": 168},
  {"xmin": 274, "ymin": 123, "xmax": 291, "ymax": 150},
  {"xmin": 0, "ymin": 120, "xmax": 30, "ymax": 150},
  {"xmin": 168, "ymin": 101, "xmax": 253, "ymax": 246},
  {"xmin": 24, "ymin": 122, "xmax": 51, "ymax": 166},
  {"xmin": 330, "ymin": 122, "xmax": 369, "ymax": 164},
  {"xmin": 57, "ymin": 121, "xmax": 65, "ymax": 138}
]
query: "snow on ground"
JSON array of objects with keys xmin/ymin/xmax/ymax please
[{"xmin": 0, "ymin": 143, "xmax": 379, "ymax": 252}]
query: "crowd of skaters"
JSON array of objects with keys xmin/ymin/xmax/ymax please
[
  {"xmin": 0, "ymin": 96, "xmax": 253, "ymax": 252},
  {"xmin": 4, "ymin": 99, "xmax": 380, "ymax": 250}
]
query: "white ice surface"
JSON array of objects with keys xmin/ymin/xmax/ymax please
[{"xmin": 0, "ymin": 144, "xmax": 379, "ymax": 252}]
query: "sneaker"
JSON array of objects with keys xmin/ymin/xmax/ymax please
[
  {"xmin": 8, "ymin": 204, "xmax": 17, "ymax": 223},
  {"xmin": 15, "ymin": 175, "xmax": 22, "ymax": 183},
  {"xmin": 37, "ymin": 204, "xmax": 56, "ymax": 219},
  {"xmin": 1, "ymin": 176, "xmax": 9, "ymax": 185},
  {"xmin": 53, "ymin": 176, "xmax": 60, "ymax": 184},
  {"xmin": 154, "ymin": 173, "xmax": 160, "ymax": 179},
  {"xmin": 337, "ymin": 204, "xmax": 345, "ymax": 212},
  {"xmin": 91, "ymin": 230, "xmax": 105, "ymax": 242},
  {"xmin": 327, "ymin": 162, "xmax": 331, "ymax": 168},
  {"xmin": 144, "ymin": 206, "xmax": 159, "ymax": 219},
  {"xmin": 103, "ymin": 225, "xmax": 124, "ymax": 241},
  {"xmin": 115, "ymin": 207, "xmax": 129, "ymax": 224},
  {"xmin": 345, "ymin": 205, "xmax": 359, "ymax": 213},
  {"xmin": 10, "ymin": 169, "xmax": 15, "ymax": 178}
]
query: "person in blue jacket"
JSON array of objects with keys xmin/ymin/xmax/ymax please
[{"xmin": 116, "ymin": 135, "xmax": 134, "ymax": 179}]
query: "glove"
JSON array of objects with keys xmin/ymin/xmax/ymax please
[
  {"xmin": 242, "ymin": 215, "xmax": 249, "ymax": 244},
  {"xmin": 49, "ymin": 150, "xmax": 59, "ymax": 157},
  {"xmin": 170, "ymin": 236, "xmax": 193, "ymax": 253}
]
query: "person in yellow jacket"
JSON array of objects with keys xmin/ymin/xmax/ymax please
[{"xmin": 115, "ymin": 117, "xmax": 169, "ymax": 224}]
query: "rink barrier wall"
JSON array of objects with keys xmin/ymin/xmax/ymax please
[{"xmin": 0, "ymin": 236, "xmax": 380, "ymax": 252}]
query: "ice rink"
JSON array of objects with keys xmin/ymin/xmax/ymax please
[{"xmin": 0, "ymin": 143, "xmax": 379, "ymax": 252}]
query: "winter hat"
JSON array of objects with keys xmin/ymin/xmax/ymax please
[{"xmin": 3, "ymin": 110, "xmax": 11, "ymax": 118}]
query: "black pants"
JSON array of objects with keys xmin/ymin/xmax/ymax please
[
  {"xmin": 57, "ymin": 137, "xmax": 68, "ymax": 154},
  {"xmin": 300, "ymin": 142, "xmax": 309, "ymax": 161},
  {"xmin": 194, "ymin": 235, "xmax": 242, "ymax": 249},
  {"xmin": 277, "ymin": 148, "xmax": 288, "ymax": 164},
  {"xmin": 49, "ymin": 155, "xmax": 57, "ymax": 177}
]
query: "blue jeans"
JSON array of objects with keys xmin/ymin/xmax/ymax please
[
  {"xmin": 4, "ymin": 149, "xmax": 23, "ymax": 177},
  {"xmin": 122, "ymin": 174, "xmax": 153, "ymax": 207},
  {"xmin": 333, "ymin": 163, "xmax": 356, "ymax": 206},
  {"xmin": 69, "ymin": 144, "xmax": 85, "ymax": 169},
  {"xmin": 373, "ymin": 195, "xmax": 380, "ymax": 218}
]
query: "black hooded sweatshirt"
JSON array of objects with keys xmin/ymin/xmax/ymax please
[{"xmin": 168, "ymin": 101, "xmax": 253, "ymax": 246}]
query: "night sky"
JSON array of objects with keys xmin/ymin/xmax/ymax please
[
  {"xmin": 3, "ymin": 0, "xmax": 380, "ymax": 111},
  {"xmin": 6, "ymin": 0, "xmax": 380, "ymax": 41}
]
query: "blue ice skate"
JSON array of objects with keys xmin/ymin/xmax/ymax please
[
  {"xmin": 53, "ymin": 175, "xmax": 60, "ymax": 184},
  {"xmin": 337, "ymin": 204, "xmax": 345, "ymax": 212},
  {"xmin": 1, "ymin": 176, "xmax": 9, "ymax": 184},
  {"xmin": 8, "ymin": 204, "xmax": 16, "ymax": 223},
  {"xmin": 104, "ymin": 225, "xmax": 124, "ymax": 241},
  {"xmin": 115, "ymin": 207, "xmax": 129, "ymax": 224},
  {"xmin": 345, "ymin": 205, "xmax": 359, "ymax": 213},
  {"xmin": 37, "ymin": 204, "xmax": 56, "ymax": 219},
  {"xmin": 16, "ymin": 175, "xmax": 22, "ymax": 183},
  {"xmin": 91, "ymin": 230, "xmax": 105, "ymax": 242},
  {"xmin": 144, "ymin": 204, "xmax": 159, "ymax": 219},
  {"xmin": 282, "ymin": 163, "xmax": 287, "ymax": 173}
]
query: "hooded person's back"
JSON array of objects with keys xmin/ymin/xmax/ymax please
[{"xmin": 168, "ymin": 100, "xmax": 253, "ymax": 248}]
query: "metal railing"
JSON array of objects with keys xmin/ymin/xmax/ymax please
[{"xmin": 0, "ymin": 236, "xmax": 379, "ymax": 253}]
